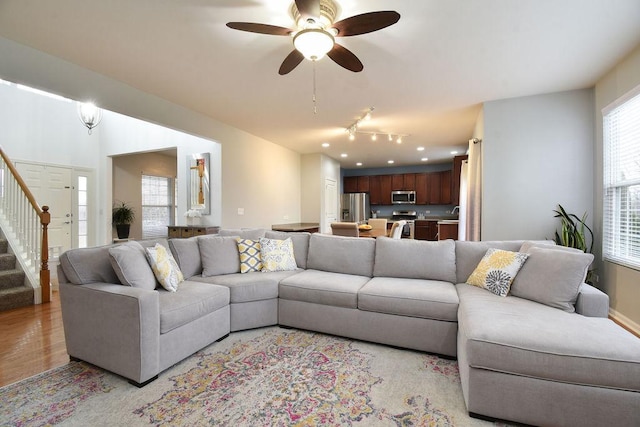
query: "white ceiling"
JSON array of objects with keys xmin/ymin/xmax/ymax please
[{"xmin": 1, "ymin": 0, "xmax": 639, "ymax": 168}]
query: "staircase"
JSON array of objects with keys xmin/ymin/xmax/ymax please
[{"xmin": 0, "ymin": 238, "xmax": 33, "ymax": 312}]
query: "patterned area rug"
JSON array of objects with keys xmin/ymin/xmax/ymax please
[{"xmin": 0, "ymin": 327, "xmax": 506, "ymax": 426}]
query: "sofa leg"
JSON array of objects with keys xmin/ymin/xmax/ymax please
[
  {"xmin": 129, "ymin": 375, "xmax": 158, "ymax": 388},
  {"xmin": 216, "ymin": 333, "xmax": 230, "ymax": 342},
  {"xmin": 69, "ymin": 356, "xmax": 82, "ymax": 363}
]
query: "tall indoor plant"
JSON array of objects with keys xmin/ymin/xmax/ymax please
[
  {"xmin": 112, "ymin": 201, "xmax": 135, "ymax": 239},
  {"xmin": 553, "ymin": 204, "xmax": 595, "ymax": 283}
]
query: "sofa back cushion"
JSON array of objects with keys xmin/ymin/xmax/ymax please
[
  {"xmin": 108, "ymin": 241, "xmax": 157, "ymax": 290},
  {"xmin": 198, "ymin": 235, "xmax": 241, "ymax": 276},
  {"xmin": 307, "ymin": 234, "xmax": 375, "ymax": 277},
  {"xmin": 264, "ymin": 231, "xmax": 311, "ymax": 269},
  {"xmin": 169, "ymin": 237, "xmax": 202, "ymax": 278},
  {"xmin": 374, "ymin": 237, "xmax": 457, "ymax": 283},
  {"xmin": 218, "ymin": 228, "xmax": 266, "ymax": 240},
  {"xmin": 60, "ymin": 245, "xmax": 120, "ymax": 285},
  {"xmin": 455, "ymin": 241, "xmax": 528, "ymax": 284}
]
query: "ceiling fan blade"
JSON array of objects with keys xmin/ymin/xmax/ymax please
[
  {"xmin": 333, "ymin": 11, "xmax": 400, "ymax": 37},
  {"xmin": 279, "ymin": 50, "xmax": 305, "ymax": 75},
  {"xmin": 295, "ymin": 0, "xmax": 320, "ymax": 21},
  {"xmin": 327, "ymin": 43, "xmax": 363, "ymax": 72},
  {"xmin": 226, "ymin": 22, "xmax": 292, "ymax": 36}
]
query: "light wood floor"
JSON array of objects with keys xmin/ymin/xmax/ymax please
[{"xmin": 0, "ymin": 290, "xmax": 69, "ymax": 387}]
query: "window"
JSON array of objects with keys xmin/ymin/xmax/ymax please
[
  {"xmin": 142, "ymin": 175, "xmax": 174, "ymax": 239},
  {"xmin": 77, "ymin": 176, "xmax": 89, "ymax": 248},
  {"xmin": 603, "ymin": 86, "xmax": 640, "ymax": 270}
]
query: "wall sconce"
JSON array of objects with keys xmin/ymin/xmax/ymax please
[{"xmin": 77, "ymin": 101, "xmax": 102, "ymax": 135}]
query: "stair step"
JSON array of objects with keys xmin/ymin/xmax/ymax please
[
  {"xmin": 0, "ymin": 269, "xmax": 25, "ymax": 291},
  {"xmin": 0, "ymin": 253, "xmax": 16, "ymax": 271},
  {"xmin": 0, "ymin": 239, "xmax": 7, "ymax": 254},
  {"xmin": 0, "ymin": 286, "xmax": 34, "ymax": 312}
]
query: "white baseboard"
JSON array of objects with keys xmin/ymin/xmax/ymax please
[{"xmin": 609, "ymin": 308, "xmax": 640, "ymax": 337}]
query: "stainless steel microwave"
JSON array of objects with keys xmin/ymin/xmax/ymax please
[{"xmin": 391, "ymin": 190, "xmax": 416, "ymax": 204}]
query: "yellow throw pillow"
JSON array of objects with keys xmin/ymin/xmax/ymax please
[
  {"xmin": 259, "ymin": 237, "xmax": 298, "ymax": 272},
  {"xmin": 467, "ymin": 248, "xmax": 529, "ymax": 297},
  {"xmin": 145, "ymin": 243, "xmax": 184, "ymax": 292},
  {"xmin": 236, "ymin": 238, "xmax": 263, "ymax": 273}
]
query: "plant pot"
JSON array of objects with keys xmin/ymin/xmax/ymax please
[{"xmin": 116, "ymin": 224, "xmax": 131, "ymax": 239}]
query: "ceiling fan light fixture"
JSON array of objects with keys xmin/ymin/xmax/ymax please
[{"xmin": 293, "ymin": 28, "xmax": 335, "ymax": 61}]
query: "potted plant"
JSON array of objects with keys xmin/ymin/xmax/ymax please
[
  {"xmin": 112, "ymin": 201, "xmax": 135, "ymax": 239},
  {"xmin": 553, "ymin": 204, "xmax": 595, "ymax": 284}
]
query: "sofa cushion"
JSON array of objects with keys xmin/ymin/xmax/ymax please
[
  {"xmin": 264, "ymin": 231, "xmax": 310, "ymax": 269},
  {"xmin": 158, "ymin": 281, "xmax": 229, "ymax": 334},
  {"xmin": 359, "ymin": 277, "xmax": 458, "ymax": 321},
  {"xmin": 108, "ymin": 241, "xmax": 157, "ymax": 290},
  {"xmin": 373, "ymin": 237, "xmax": 457, "ymax": 283},
  {"xmin": 307, "ymin": 234, "xmax": 375, "ymax": 277},
  {"xmin": 168, "ymin": 237, "xmax": 202, "ymax": 278},
  {"xmin": 236, "ymin": 238, "xmax": 263, "ymax": 273},
  {"xmin": 457, "ymin": 283, "xmax": 640, "ymax": 392},
  {"xmin": 510, "ymin": 246, "xmax": 594, "ymax": 312},
  {"xmin": 466, "ymin": 248, "xmax": 529, "ymax": 297},
  {"xmin": 60, "ymin": 245, "xmax": 120, "ymax": 285},
  {"xmin": 190, "ymin": 270, "xmax": 300, "ymax": 303},
  {"xmin": 260, "ymin": 237, "xmax": 298, "ymax": 272},
  {"xmin": 218, "ymin": 228, "xmax": 266, "ymax": 240},
  {"xmin": 198, "ymin": 235, "xmax": 240, "ymax": 277},
  {"xmin": 279, "ymin": 269, "xmax": 370, "ymax": 308},
  {"xmin": 145, "ymin": 243, "xmax": 184, "ymax": 292}
]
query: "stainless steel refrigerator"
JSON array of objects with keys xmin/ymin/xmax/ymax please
[{"xmin": 340, "ymin": 193, "xmax": 370, "ymax": 223}]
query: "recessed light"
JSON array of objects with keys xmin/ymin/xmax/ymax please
[
  {"xmin": 417, "ymin": 147, "xmax": 425, "ymax": 151},
  {"xmin": 451, "ymin": 150, "xmax": 458, "ymax": 155},
  {"xmin": 321, "ymin": 142, "xmax": 330, "ymax": 148},
  {"xmin": 356, "ymin": 162, "xmax": 363, "ymax": 166},
  {"xmin": 421, "ymin": 157, "xmax": 429, "ymax": 162},
  {"xmin": 387, "ymin": 160, "xmax": 394, "ymax": 164},
  {"xmin": 396, "ymin": 136, "xmax": 402, "ymax": 144},
  {"xmin": 341, "ymin": 153, "xmax": 348, "ymax": 158}
]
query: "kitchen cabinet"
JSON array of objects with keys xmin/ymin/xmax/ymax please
[
  {"xmin": 414, "ymin": 220, "xmax": 438, "ymax": 241},
  {"xmin": 403, "ymin": 173, "xmax": 416, "ymax": 191},
  {"xmin": 343, "ymin": 176, "xmax": 358, "ymax": 193},
  {"xmin": 438, "ymin": 222, "xmax": 459, "ymax": 240},
  {"xmin": 379, "ymin": 175, "xmax": 392, "ymax": 205},
  {"xmin": 427, "ymin": 170, "xmax": 453, "ymax": 205},
  {"xmin": 369, "ymin": 175, "xmax": 381, "ymax": 205},
  {"xmin": 452, "ymin": 155, "xmax": 468, "ymax": 206},
  {"xmin": 357, "ymin": 176, "xmax": 370, "ymax": 192},
  {"xmin": 415, "ymin": 173, "xmax": 428, "ymax": 205},
  {"xmin": 440, "ymin": 170, "xmax": 452, "ymax": 205},
  {"xmin": 391, "ymin": 174, "xmax": 404, "ymax": 191}
]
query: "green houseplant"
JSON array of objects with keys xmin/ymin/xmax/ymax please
[
  {"xmin": 112, "ymin": 201, "xmax": 135, "ymax": 239},
  {"xmin": 553, "ymin": 204, "xmax": 595, "ymax": 284}
]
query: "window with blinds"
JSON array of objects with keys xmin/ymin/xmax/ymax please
[
  {"xmin": 603, "ymin": 85, "xmax": 640, "ymax": 270},
  {"xmin": 142, "ymin": 175, "xmax": 174, "ymax": 239}
]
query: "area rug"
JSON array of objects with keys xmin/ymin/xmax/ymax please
[{"xmin": 0, "ymin": 327, "xmax": 508, "ymax": 426}]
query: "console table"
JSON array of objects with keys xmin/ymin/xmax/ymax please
[
  {"xmin": 167, "ymin": 226, "xmax": 220, "ymax": 238},
  {"xmin": 271, "ymin": 223, "xmax": 319, "ymax": 233}
]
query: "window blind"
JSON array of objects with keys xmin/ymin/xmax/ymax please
[
  {"xmin": 603, "ymin": 85, "xmax": 640, "ymax": 270},
  {"xmin": 142, "ymin": 175, "xmax": 174, "ymax": 239}
]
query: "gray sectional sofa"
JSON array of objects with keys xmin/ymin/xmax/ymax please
[{"xmin": 57, "ymin": 230, "xmax": 640, "ymax": 426}]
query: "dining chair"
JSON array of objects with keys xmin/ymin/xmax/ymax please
[
  {"xmin": 389, "ymin": 220, "xmax": 406, "ymax": 239},
  {"xmin": 330, "ymin": 222, "xmax": 359, "ymax": 237},
  {"xmin": 367, "ymin": 218, "xmax": 388, "ymax": 231}
]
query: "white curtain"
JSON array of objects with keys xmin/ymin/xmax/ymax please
[
  {"xmin": 465, "ymin": 138, "xmax": 482, "ymax": 241},
  {"xmin": 458, "ymin": 160, "xmax": 468, "ymax": 240}
]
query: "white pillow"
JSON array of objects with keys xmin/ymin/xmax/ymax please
[
  {"xmin": 259, "ymin": 237, "xmax": 298, "ymax": 272},
  {"xmin": 145, "ymin": 243, "xmax": 184, "ymax": 292}
]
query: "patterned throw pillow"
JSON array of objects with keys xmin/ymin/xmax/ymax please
[
  {"xmin": 466, "ymin": 248, "xmax": 529, "ymax": 297},
  {"xmin": 236, "ymin": 238, "xmax": 263, "ymax": 273},
  {"xmin": 259, "ymin": 237, "xmax": 298, "ymax": 272},
  {"xmin": 145, "ymin": 243, "xmax": 184, "ymax": 292}
]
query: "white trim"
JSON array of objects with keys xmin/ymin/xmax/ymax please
[
  {"xmin": 601, "ymin": 82, "xmax": 640, "ymax": 115},
  {"xmin": 609, "ymin": 308, "xmax": 640, "ymax": 336}
]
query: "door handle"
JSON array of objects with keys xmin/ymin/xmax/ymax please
[{"xmin": 64, "ymin": 221, "xmax": 71, "ymax": 224}]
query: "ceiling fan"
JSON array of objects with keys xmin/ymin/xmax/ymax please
[{"xmin": 226, "ymin": 0, "xmax": 400, "ymax": 75}]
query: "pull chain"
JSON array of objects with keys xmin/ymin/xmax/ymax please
[{"xmin": 312, "ymin": 61, "xmax": 318, "ymax": 114}]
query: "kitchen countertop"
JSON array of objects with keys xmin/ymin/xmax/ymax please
[{"xmin": 271, "ymin": 222, "xmax": 319, "ymax": 232}]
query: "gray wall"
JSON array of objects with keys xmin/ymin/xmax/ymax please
[{"xmin": 482, "ymin": 89, "xmax": 595, "ymax": 241}]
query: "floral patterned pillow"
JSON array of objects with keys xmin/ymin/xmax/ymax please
[
  {"xmin": 145, "ymin": 243, "xmax": 184, "ymax": 292},
  {"xmin": 466, "ymin": 248, "xmax": 529, "ymax": 297},
  {"xmin": 259, "ymin": 237, "xmax": 298, "ymax": 272}
]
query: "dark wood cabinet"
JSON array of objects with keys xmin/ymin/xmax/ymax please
[
  {"xmin": 415, "ymin": 173, "xmax": 428, "ymax": 205},
  {"xmin": 403, "ymin": 173, "xmax": 416, "ymax": 191},
  {"xmin": 391, "ymin": 174, "xmax": 404, "ymax": 191},
  {"xmin": 414, "ymin": 220, "xmax": 438, "ymax": 241},
  {"xmin": 452, "ymin": 155, "xmax": 468, "ymax": 206},
  {"xmin": 379, "ymin": 175, "xmax": 392, "ymax": 205},
  {"xmin": 440, "ymin": 170, "xmax": 452, "ymax": 205},
  {"xmin": 343, "ymin": 176, "xmax": 358, "ymax": 193},
  {"xmin": 369, "ymin": 175, "xmax": 381, "ymax": 205},
  {"xmin": 438, "ymin": 222, "xmax": 459, "ymax": 240},
  {"xmin": 168, "ymin": 226, "xmax": 219, "ymax": 238},
  {"xmin": 357, "ymin": 176, "xmax": 370, "ymax": 192},
  {"xmin": 426, "ymin": 170, "xmax": 453, "ymax": 205}
]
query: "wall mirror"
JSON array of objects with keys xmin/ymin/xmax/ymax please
[{"xmin": 187, "ymin": 153, "xmax": 210, "ymax": 215}]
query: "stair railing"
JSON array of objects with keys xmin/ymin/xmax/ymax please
[{"xmin": 0, "ymin": 146, "xmax": 51, "ymax": 303}]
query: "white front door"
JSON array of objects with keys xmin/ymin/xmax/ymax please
[
  {"xmin": 15, "ymin": 162, "xmax": 73, "ymax": 255},
  {"xmin": 323, "ymin": 178, "xmax": 338, "ymax": 234}
]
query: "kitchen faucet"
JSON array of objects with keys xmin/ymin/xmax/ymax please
[{"xmin": 451, "ymin": 206, "xmax": 460, "ymax": 215}]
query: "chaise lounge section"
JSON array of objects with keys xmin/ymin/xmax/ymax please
[{"xmin": 57, "ymin": 230, "xmax": 640, "ymax": 426}]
